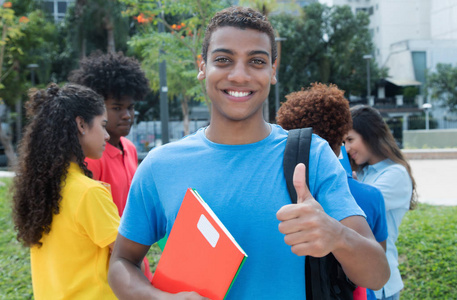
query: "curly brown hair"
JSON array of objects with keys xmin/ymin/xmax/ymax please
[
  {"xmin": 276, "ymin": 83, "xmax": 352, "ymax": 153},
  {"xmin": 202, "ymin": 6, "xmax": 277, "ymax": 64},
  {"xmin": 12, "ymin": 83, "xmax": 105, "ymax": 247}
]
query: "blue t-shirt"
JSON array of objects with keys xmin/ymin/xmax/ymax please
[
  {"xmin": 120, "ymin": 124, "xmax": 364, "ymax": 299},
  {"xmin": 346, "ymin": 176, "xmax": 387, "ymax": 243}
]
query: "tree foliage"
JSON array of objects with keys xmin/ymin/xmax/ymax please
[
  {"xmin": 426, "ymin": 63, "xmax": 457, "ymax": 113},
  {"xmin": 0, "ymin": 1, "xmax": 59, "ymax": 167},
  {"xmin": 270, "ymin": 3, "xmax": 386, "ymax": 119},
  {"xmin": 67, "ymin": 0, "xmax": 130, "ymax": 58}
]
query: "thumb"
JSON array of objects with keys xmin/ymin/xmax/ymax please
[{"xmin": 293, "ymin": 163, "xmax": 312, "ymax": 204}]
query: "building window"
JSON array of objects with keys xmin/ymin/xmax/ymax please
[
  {"xmin": 57, "ymin": 2, "xmax": 67, "ymax": 14},
  {"xmin": 355, "ymin": 6, "xmax": 374, "ymax": 16},
  {"xmin": 41, "ymin": 0, "xmax": 74, "ymax": 22}
]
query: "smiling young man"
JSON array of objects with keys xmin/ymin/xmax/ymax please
[{"xmin": 108, "ymin": 6, "xmax": 389, "ymax": 299}]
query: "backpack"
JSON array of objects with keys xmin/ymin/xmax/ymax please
[{"xmin": 283, "ymin": 128, "xmax": 356, "ymax": 300}]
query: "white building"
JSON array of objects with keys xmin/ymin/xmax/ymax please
[{"xmin": 322, "ymin": 0, "xmax": 457, "ymax": 131}]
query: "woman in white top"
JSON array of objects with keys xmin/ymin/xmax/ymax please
[{"xmin": 345, "ymin": 105, "xmax": 417, "ymax": 300}]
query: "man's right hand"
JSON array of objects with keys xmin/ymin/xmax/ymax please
[{"xmin": 108, "ymin": 234, "xmax": 208, "ymax": 299}]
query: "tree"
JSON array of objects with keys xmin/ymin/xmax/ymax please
[
  {"xmin": 269, "ymin": 3, "xmax": 385, "ymax": 120},
  {"xmin": 69, "ymin": 0, "xmax": 130, "ymax": 58},
  {"xmin": 426, "ymin": 63, "xmax": 457, "ymax": 113},
  {"xmin": 120, "ymin": 0, "xmax": 228, "ymax": 135},
  {"xmin": 0, "ymin": 1, "xmax": 28, "ymax": 167},
  {"xmin": 0, "ymin": 1, "xmax": 60, "ymax": 168}
]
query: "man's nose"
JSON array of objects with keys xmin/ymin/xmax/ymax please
[{"xmin": 227, "ymin": 61, "xmax": 251, "ymax": 83}]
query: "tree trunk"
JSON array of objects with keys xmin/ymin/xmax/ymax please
[
  {"xmin": 181, "ymin": 96, "xmax": 190, "ymax": 136},
  {"xmin": 80, "ymin": 37, "xmax": 86, "ymax": 59},
  {"xmin": 104, "ymin": 16, "xmax": 115, "ymax": 53},
  {"xmin": 107, "ymin": 28, "xmax": 115, "ymax": 53},
  {"xmin": 0, "ymin": 120, "xmax": 17, "ymax": 169}
]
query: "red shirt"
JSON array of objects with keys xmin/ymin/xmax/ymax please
[{"xmin": 85, "ymin": 137, "xmax": 137, "ymax": 216}]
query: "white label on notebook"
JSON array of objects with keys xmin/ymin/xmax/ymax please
[{"xmin": 197, "ymin": 214, "xmax": 219, "ymax": 248}]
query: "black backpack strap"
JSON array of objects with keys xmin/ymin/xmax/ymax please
[
  {"xmin": 283, "ymin": 128, "xmax": 312, "ymax": 204},
  {"xmin": 283, "ymin": 127, "xmax": 354, "ymax": 300}
]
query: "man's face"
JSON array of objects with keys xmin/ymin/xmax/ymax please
[
  {"xmin": 104, "ymin": 96, "xmax": 135, "ymax": 144},
  {"xmin": 198, "ymin": 26, "xmax": 276, "ymax": 123}
]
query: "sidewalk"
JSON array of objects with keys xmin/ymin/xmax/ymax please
[
  {"xmin": 409, "ymin": 159, "xmax": 457, "ymax": 206},
  {"xmin": 0, "ymin": 170, "xmax": 14, "ymax": 178}
]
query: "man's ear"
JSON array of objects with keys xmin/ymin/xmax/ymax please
[
  {"xmin": 75, "ymin": 116, "xmax": 85, "ymax": 135},
  {"xmin": 197, "ymin": 61, "xmax": 206, "ymax": 81}
]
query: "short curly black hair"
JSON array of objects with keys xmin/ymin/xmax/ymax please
[
  {"xmin": 68, "ymin": 51, "xmax": 149, "ymax": 102},
  {"xmin": 276, "ymin": 83, "xmax": 351, "ymax": 153},
  {"xmin": 202, "ymin": 6, "xmax": 277, "ymax": 64}
]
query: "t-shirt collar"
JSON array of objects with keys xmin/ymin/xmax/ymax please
[{"xmin": 105, "ymin": 140, "xmax": 124, "ymax": 158}]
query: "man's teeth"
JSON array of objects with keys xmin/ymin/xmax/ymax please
[{"xmin": 227, "ymin": 91, "xmax": 250, "ymax": 97}]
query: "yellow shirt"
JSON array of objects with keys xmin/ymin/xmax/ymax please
[{"xmin": 31, "ymin": 163, "xmax": 119, "ymax": 300}]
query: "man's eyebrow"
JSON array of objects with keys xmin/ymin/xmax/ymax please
[
  {"xmin": 211, "ymin": 48, "xmax": 270, "ymax": 58},
  {"xmin": 248, "ymin": 50, "xmax": 270, "ymax": 58},
  {"xmin": 211, "ymin": 48, "xmax": 233, "ymax": 55}
]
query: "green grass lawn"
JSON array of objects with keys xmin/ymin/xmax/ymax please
[{"xmin": 1, "ymin": 177, "xmax": 456, "ymax": 299}]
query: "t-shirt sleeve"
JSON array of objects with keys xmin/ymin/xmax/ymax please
[
  {"xmin": 310, "ymin": 137, "xmax": 365, "ymax": 221},
  {"xmin": 119, "ymin": 156, "xmax": 167, "ymax": 246},
  {"xmin": 75, "ymin": 185, "xmax": 120, "ymax": 248},
  {"xmin": 85, "ymin": 157, "xmax": 102, "ymax": 180}
]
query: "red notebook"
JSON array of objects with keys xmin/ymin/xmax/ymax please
[{"xmin": 152, "ymin": 188, "xmax": 247, "ymax": 300}]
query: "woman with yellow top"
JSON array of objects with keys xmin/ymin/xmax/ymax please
[{"xmin": 12, "ymin": 83, "xmax": 120, "ymax": 299}]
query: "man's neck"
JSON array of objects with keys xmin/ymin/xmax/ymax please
[
  {"xmin": 205, "ymin": 117, "xmax": 271, "ymax": 145},
  {"xmin": 108, "ymin": 137, "xmax": 122, "ymax": 150}
]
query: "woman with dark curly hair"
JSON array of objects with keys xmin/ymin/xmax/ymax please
[
  {"xmin": 12, "ymin": 83, "xmax": 119, "ymax": 300},
  {"xmin": 277, "ymin": 83, "xmax": 389, "ymax": 300},
  {"xmin": 345, "ymin": 105, "xmax": 417, "ymax": 300}
]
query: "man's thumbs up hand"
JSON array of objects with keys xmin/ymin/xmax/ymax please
[
  {"xmin": 276, "ymin": 163, "xmax": 343, "ymax": 257},
  {"xmin": 293, "ymin": 163, "xmax": 313, "ymax": 204}
]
